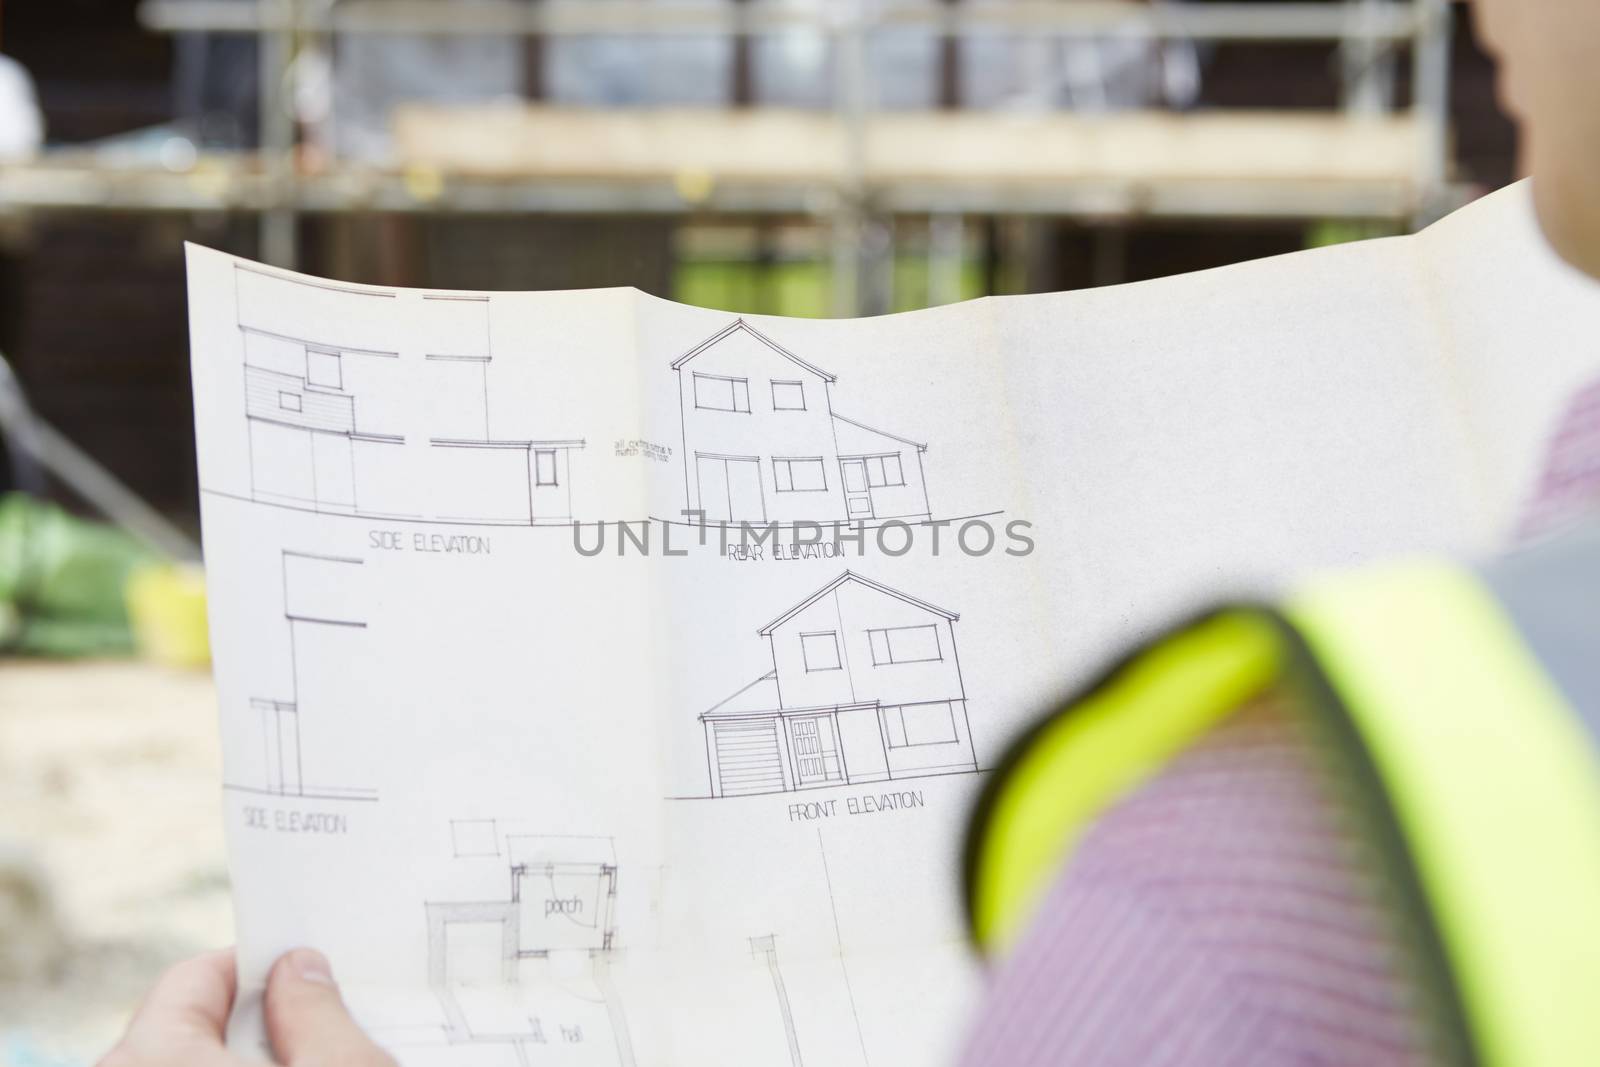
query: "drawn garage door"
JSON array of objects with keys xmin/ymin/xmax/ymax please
[{"xmin": 713, "ymin": 721, "xmax": 785, "ymax": 796}]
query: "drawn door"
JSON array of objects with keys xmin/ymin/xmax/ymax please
[
  {"xmin": 252, "ymin": 698, "xmax": 301, "ymax": 796},
  {"xmin": 713, "ymin": 720, "xmax": 785, "ymax": 796},
  {"xmin": 696, "ymin": 455, "xmax": 766, "ymax": 523},
  {"xmin": 840, "ymin": 459, "xmax": 873, "ymax": 519},
  {"xmin": 790, "ymin": 716, "xmax": 843, "ymax": 787},
  {"xmin": 725, "ymin": 457, "xmax": 766, "ymax": 522},
  {"xmin": 310, "ymin": 433, "xmax": 356, "ymax": 513}
]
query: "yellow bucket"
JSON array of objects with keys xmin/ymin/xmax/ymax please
[{"xmin": 124, "ymin": 563, "xmax": 210, "ymax": 669}]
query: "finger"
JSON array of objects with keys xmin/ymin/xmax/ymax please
[
  {"xmin": 123, "ymin": 948, "xmax": 237, "ymax": 1043},
  {"xmin": 264, "ymin": 949, "xmax": 396, "ymax": 1067}
]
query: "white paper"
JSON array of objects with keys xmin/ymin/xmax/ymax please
[{"xmin": 186, "ymin": 181, "xmax": 1599, "ymax": 1066}]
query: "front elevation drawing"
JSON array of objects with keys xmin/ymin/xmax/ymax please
[
  {"xmin": 700, "ymin": 571, "xmax": 978, "ymax": 798},
  {"xmin": 673, "ymin": 319, "xmax": 932, "ymax": 525},
  {"xmin": 236, "ymin": 265, "xmax": 582, "ymax": 526}
]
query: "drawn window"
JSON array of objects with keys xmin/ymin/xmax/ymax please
[
  {"xmin": 771, "ymin": 380, "xmax": 806, "ymax": 411},
  {"xmin": 694, "ymin": 372, "xmax": 750, "ymax": 413},
  {"xmin": 868, "ymin": 624, "xmax": 941, "ymax": 665},
  {"xmin": 885, "ymin": 701, "xmax": 958, "ymax": 748},
  {"xmin": 801, "ymin": 631, "xmax": 842, "ymax": 672},
  {"xmin": 534, "ymin": 449, "xmax": 559, "ymax": 487},
  {"xmin": 865, "ymin": 454, "xmax": 905, "ymax": 488},
  {"xmin": 306, "ymin": 347, "xmax": 342, "ymax": 390},
  {"xmin": 773, "ymin": 457, "xmax": 827, "ymax": 493},
  {"xmin": 278, "ymin": 391, "xmax": 303, "ymax": 413}
]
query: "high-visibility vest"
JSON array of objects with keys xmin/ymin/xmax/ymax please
[{"xmin": 964, "ymin": 524, "xmax": 1600, "ymax": 1067}]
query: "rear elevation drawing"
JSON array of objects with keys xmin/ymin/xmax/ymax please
[
  {"xmin": 419, "ymin": 825, "xmax": 635, "ymax": 1066},
  {"xmin": 672, "ymin": 319, "xmax": 932, "ymax": 525},
  {"xmin": 700, "ymin": 571, "xmax": 977, "ymax": 798},
  {"xmin": 236, "ymin": 264, "xmax": 582, "ymax": 526},
  {"xmin": 230, "ymin": 550, "xmax": 376, "ymax": 802}
]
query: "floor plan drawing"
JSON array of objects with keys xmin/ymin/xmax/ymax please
[
  {"xmin": 231, "ymin": 549, "xmax": 377, "ymax": 802},
  {"xmin": 700, "ymin": 571, "xmax": 978, "ymax": 798},
  {"xmin": 420, "ymin": 829, "xmax": 636, "ymax": 1066},
  {"xmin": 672, "ymin": 319, "xmax": 932, "ymax": 525},
  {"xmin": 237, "ymin": 264, "xmax": 583, "ymax": 526}
]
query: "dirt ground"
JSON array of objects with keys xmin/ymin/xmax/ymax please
[{"xmin": 0, "ymin": 660, "xmax": 232, "ymax": 1065}]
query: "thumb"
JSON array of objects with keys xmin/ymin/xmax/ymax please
[{"xmin": 263, "ymin": 949, "xmax": 396, "ymax": 1067}]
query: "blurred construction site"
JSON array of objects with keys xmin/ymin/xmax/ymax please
[
  {"xmin": 0, "ymin": 0, "xmax": 1514, "ymax": 532},
  {"xmin": 0, "ymin": 2, "xmax": 1519, "ymax": 1061}
]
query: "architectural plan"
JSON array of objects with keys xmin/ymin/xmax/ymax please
[
  {"xmin": 699, "ymin": 571, "xmax": 977, "ymax": 798},
  {"xmin": 236, "ymin": 264, "xmax": 583, "ymax": 525},
  {"xmin": 230, "ymin": 549, "xmax": 375, "ymax": 802},
  {"xmin": 672, "ymin": 318, "xmax": 932, "ymax": 525},
  {"xmin": 187, "ymin": 183, "xmax": 1600, "ymax": 1064}
]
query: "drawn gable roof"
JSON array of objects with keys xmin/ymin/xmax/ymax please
[
  {"xmin": 670, "ymin": 318, "xmax": 837, "ymax": 382},
  {"xmin": 758, "ymin": 571, "xmax": 957, "ymax": 636}
]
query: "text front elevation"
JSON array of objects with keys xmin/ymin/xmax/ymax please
[{"xmin": 700, "ymin": 571, "xmax": 979, "ymax": 798}]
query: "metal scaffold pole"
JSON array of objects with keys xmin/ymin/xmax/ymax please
[
  {"xmin": 1342, "ymin": 0, "xmax": 1398, "ymax": 115},
  {"xmin": 927, "ymin": 212, "xmax": 966, "ymax": 308},
  {"xmin": 58, "ymin": 1, "xmax": 1463, "ymax": 251},
  {"xmin": 1412, "ymin": 0, "xmax": 1454, "ymax": 215},
  {"xmin": 832, "ymin": 1, "xmax": 871, "ymax": 318},
  {"xmin": 257, "ymin": 0, "xmax": 299, "ymax": 267}
]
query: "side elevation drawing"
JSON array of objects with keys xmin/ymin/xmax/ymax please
[
  {"xmin": 419, "ymin": 827, "xmax": 636, "ymax": 1066},
  {"xmin": 236, "ymin": 264, "xmax": 582, "ymax": 526},
  {"xmin": 700, "ymin": 571, "xmax": 978, "ymax": 798},
  {"xmin": 231, "ymin": 550, "xmax": 376, "ymax": 802},
  {"xmin": 672, "ymin": 319, "xmax": 932, "ymax": 525}
]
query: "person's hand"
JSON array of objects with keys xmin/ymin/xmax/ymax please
[{"xmin": 99, "ymin": 946, "xmax": 397, "ymax": 1067}]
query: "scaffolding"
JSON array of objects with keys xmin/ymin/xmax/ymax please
[{"xmin": 0, "ymin": 0, "xmax": 1458, "ymax": 315}]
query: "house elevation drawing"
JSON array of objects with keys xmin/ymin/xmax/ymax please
[
  {"xmin": 700, "ymin": 571, "xmax": 977, "ymax": 798},
  {"xmin": 237, "ymin": 264, "xmax": 582, "ymax": 526},
  {"xmin": 418, "ymin": 826, "xmax": 636, "ymax": 1066},
  {"xmin": 672, "ymin": 319, "xmax": 932, "ymax": 525},
  {"xmin": 231, "ymin": 550, "xmax": 376, "ymax": 802}
]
